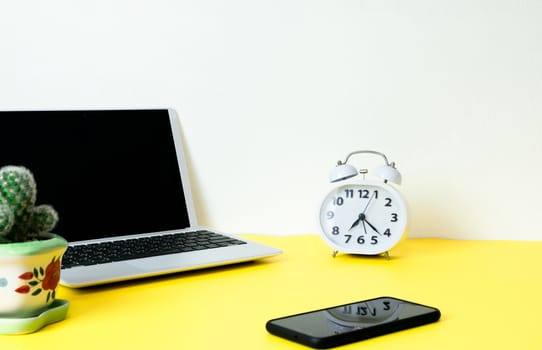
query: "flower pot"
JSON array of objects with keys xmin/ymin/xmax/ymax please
[{"xmin": 0, "ymin": 234, "xmax": 67, "ymax": 317}]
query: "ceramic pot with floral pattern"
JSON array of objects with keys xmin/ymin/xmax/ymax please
[{"xmin": 0, "ymin": 233, "xmax": 67, "ymax": 317}]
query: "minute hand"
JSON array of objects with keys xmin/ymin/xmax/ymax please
[{"xmin": 364, "ymin": 219, "xmax": 381, "ymax": 235}]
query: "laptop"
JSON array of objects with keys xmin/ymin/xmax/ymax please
[{"xmin": 0, "ymin": 109, "xmax": 282, "ymax": 287}]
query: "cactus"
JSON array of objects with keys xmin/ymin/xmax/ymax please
[
  {"xmin": 0, "ymin": 204, "xmax": 14, "ymax": 235},
  {"xmin": 0, "ymin": 166, "xmax": 59, "ymax": 242}
]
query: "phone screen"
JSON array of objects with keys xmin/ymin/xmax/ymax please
[{"xmin": 266, "ymin": 297, "xmax": 440, "ymax": 348}]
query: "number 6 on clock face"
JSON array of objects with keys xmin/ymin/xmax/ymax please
[{"xmin": 319, "ymin": 181, "xmax": 408, "ymax": 256}]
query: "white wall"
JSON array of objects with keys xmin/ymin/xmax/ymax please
[{"xmin": 2, "ymin": 1, "xmax": 542, "ymax": 240}]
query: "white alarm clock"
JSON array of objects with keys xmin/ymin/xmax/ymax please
[{"xmin": 319, "ymin": 150, "xmax": 408, "ymax": 258}]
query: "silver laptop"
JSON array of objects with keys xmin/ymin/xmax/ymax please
[{"xmin": 0, "ymin": 109, "xmax": 281, "ymax": 287}]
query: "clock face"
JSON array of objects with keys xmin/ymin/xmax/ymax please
[{"xmin": 319, "ymin": 181, "xmax": 407, "ymax": 255}]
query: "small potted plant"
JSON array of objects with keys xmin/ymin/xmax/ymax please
[{"xmin": 0, "ymin": 165, "xmax": 67, "ymax": 320}]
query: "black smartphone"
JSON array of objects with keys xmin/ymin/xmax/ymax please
[{"xmin": 266, "ymin": 296, "xmax": 440, "ymax": 349}]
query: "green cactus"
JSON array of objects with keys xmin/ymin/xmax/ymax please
[
  {"xmin": 0, "ymin": 204, "xmax": 14, "ymax": 235},
  {"xmin": 0, "ymin": 166, "xmax": 59, "ymax": 242}
]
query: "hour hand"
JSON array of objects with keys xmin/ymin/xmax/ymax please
[
  {"xmin": 349, "ymin": 213, "xmax": 365, "ymax": 231},
  {"xmin": 348, "ymin": 217, "xmax": 361, "ymax": 231}
]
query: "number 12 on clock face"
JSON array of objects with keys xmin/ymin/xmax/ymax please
[{"xmin": 319, "ymin": 182, "xmax": 408, "ymax": 255}]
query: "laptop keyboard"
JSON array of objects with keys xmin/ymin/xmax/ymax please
[{"xmin": 61, "ymin": 230, "xmax": 247, "ymax": 269}]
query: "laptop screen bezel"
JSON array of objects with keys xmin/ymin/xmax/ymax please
[{"xmin": 166, "ymin": 108, "xmax": 198, "ymax": 228}]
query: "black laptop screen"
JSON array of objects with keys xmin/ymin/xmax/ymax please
[{"xmin": 0, "ymin": 110, "xmax": 191, "ymax": 241}]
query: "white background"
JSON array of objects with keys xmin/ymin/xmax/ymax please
[{"xmin": 2, "ymin": 0, "xmax": 541, "ymax": 240}]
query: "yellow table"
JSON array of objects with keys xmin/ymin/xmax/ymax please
[{"xmin": 2, "ymin": 235, "xmax": 542, "ymax": 349}]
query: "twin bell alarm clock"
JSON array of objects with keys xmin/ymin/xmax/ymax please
[{"xmin": 318, "ymin": 150, "xmax": 408, "ymax": 258}]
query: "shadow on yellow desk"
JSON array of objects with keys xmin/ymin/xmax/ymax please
[{"xmin": 2, "ymin": 235, "xmax": 541, "ymax": 349}]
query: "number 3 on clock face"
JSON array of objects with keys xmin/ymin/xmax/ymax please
[{"xmin": 319, "ymin": 182, "xmax": 408, "ymax": 255}]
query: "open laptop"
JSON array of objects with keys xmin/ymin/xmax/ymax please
[{"xmin": 0, "ymin": 109, "xmax": 281, "ymax": 287}]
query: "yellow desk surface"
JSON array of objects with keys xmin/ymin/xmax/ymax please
[{"xmin": 2, "ymin": 235, "xmax": 542, "ymax": 349}]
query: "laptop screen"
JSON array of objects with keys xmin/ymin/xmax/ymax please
[{"xmin": 0, "ymin": 109, "xmax": 191, "ymax": 242}]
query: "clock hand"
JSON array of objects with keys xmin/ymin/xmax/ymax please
[
  {"xmin": 349, "ymin": 192, "xmax": 377, "ymax": 232},
  {"xmin": 364, "ymin": 218, "xmax": 381, "ymax": 235},
  {"xmin": 348, "ymin": 217, "xmax": 361, "ymax": 231},
  {"xmin": 361, "ymin": 219, "xmax": 368, "ymax": 235},
  {"xmin": 349, "ymin": 213, "xmax": 365, "ymax": 231},
  {"xmin": 362, "ymin": 191, "xmax": 376, "ymax": 214}
]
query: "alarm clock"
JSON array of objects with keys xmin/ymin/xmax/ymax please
[{"xmin": 318, "ymin": 150, "xmax": 408, "ymax": 258}]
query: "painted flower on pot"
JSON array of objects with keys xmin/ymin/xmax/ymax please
[
  {"xmin": 15, "ymin": 256, "xmax": 61, "ymax": 303},
  {"xmin": 42, "ymin": 257, "xmax": 61, "ymax": 290}
]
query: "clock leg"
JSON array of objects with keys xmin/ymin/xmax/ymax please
[
  {"xmin": 384, "ymin": 251, "xmax": 390, "ymax": 260},
  {"xmin": 332, "ymin": 250, "xmax": 339, "ymax": 258}
]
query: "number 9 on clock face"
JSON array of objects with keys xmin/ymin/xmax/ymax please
[{"xmin": 319, "ymin": 182, "xmax": 408, "ymax": 255}]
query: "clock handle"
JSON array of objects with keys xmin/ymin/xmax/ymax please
[
  {"xmin": 343, "ymin": 150, "xmax": 390, "ymax": 165},
  {"xmin": 330, "ymin": 150, "xmax": 402, "ymax": 185}
]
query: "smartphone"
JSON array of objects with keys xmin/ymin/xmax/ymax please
[{"xmin": 266, "ymin": 296, "xmax": 440, "ymax": 349}]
